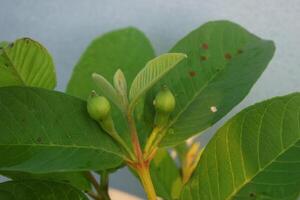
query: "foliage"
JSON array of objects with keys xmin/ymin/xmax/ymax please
[{"xmin": 0, "ymin": 20, "xmax": 298, "ymax": 200}]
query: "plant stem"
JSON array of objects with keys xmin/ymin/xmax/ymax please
[
  {"xmin": 85, "ymin": 172, "xmax": 101, "ymax": 194},
  {"xmin": 87, "ymin": 191, "xmax": 102, "ymax": 200},
  {"xmin": 85, "ymin": 171, "xmax": 111, "ymax": 200},
  {"xmin": 136, "ymin": 163, "xmax": 157, "ymax": 200},
  {"xmin": 127, "ymin": 112, "xmax": 143, "ymax": 161},
  {"xmin": 99, "ymin": 171, "xmax": 111, "ymax": 200},
  {"xmin": 126, "ymin": 111, "xmax": 157, "ymax": 200}
]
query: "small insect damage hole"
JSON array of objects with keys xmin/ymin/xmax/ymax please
[
  {"xmin": 189, "ymin": 71, "xmax": 197, "ymax": 77},
  {"xmin": 224, "ymin": 53, "xmax": 232, "ymax": 60},
  {"xmin": 210, "ymin": 106, "xmax": 217, "ymax": 113},
  {"xmin": 201, "ymin": 43, "xmax": 209, "ymax": 50}
]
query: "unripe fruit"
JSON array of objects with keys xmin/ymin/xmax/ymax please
[
  {"xmin": 87, "ymin": 91, "xmax": 111, "ymax": 121},
  {"xmin": 153, "ymin": 86, "xmax": 175, "ymax": 128},
  {"xmin": 153, "ymin": 86, "xmax": 175, "ymax": 113}
]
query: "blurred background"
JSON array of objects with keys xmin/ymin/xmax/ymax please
[{"xmin": 0, "ymin": 0, "xmax": 300, "ymax": 199}]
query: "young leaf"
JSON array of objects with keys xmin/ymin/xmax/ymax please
[
  {"xmin": 67, "ymin": 27, "xmax": 155, "ymax": 99},
  {"xmin": 145, "ymin": 20, "xmax": 275, "ymax": 147},
  {"xmin": 1, "ymin": 171, "xmax": 91, "ymax": 191},
  {"xmin": 0, "ymin": 180, "xmax": 88, "ymax": 199},
  {"xmin": 150, "ymin": 149, "xmax": 183, "ymax": 200},
  {"xmin": 0, "ymin": 38, "xmax": 56, "ymax": 89},
  {"xmin": 92, "ymin": 73, "xmax": 123, "ymax": 110},
  {"xmin": 0, "ymin": 86, "xmax": 122, "ymax": 173},
  {"xmin": 129, "ymin": 53, "xmax": 186, "ymax": 110},
  {"xmin": 113, "ymin": 69, "xmax": 128, "ymax": 108},
  {"xmin": 181, "ymin": 93, "xmax": 300, "ymax": 200}
]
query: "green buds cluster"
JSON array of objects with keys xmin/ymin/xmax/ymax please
[
  {"xmin": 87, "ymin": 91, "xmax": 115, "ymax": 133},
  {"xmin": 153, "ymin": 86, "xmax": 175, "ymax": 128}
]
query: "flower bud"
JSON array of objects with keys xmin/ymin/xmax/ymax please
[
  {"xmin": 87, "ymin": 91, "xmax": 111, "ymax": 121},
  {"xmin": 153, "ymin": 86, "xmax": 175, "ymax": 113},
  {"xmin": 153, "ymin": 86, "xmax": 175, "ymax": 127}
]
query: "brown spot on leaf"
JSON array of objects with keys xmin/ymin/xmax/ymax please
[
  {"xmin": 189, "ymin": 71, "xmax": 197, "ymax": 77},
  {"xmin": 200, "ymin": 55, "xmax": 207, "ymax": 61},
  {"xmin": 224, "ymin": 53, "xmax": 232, "ymax": 60},
  {"xmin": 237, "ymin": 49, "xmax": 243, "ymax": 54},
  {"xmin": 202, "ymin": 43, "xmax": 208, "ymax": 50}
]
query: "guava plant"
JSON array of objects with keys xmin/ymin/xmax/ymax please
[{"xmin": 0, "ymin": 20, "xmax": 299, "ymax": 200}]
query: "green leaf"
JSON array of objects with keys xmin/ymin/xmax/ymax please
[
  {"xmin": 0, "ymin": 86, "xmax": 122, "ymax": 173},
  {"xmin": 67, "ymin": 27, "xmax": 155, "ymax": 99},
  {"xmin": 0, "ymin": 180, "xmax": 88, "ymax": 200},
  {"xmin": 150, "ymin": 149, "xmax": 182, "ymax": 200},
  {"xmin": 181, "ymin": 93, "xmax": 300, "ymax": 200},
  {"xmin": 144, "ymin": 20, "xmax": 275, "ymax": 147},
  {"xmin": 92, "ymin": 73, "xmax": 122, "ymax": 110},
  {"xmin": 0, "ymin": 38, "xmax": 56, "ymax": 89},
  {"xmin": 129, "ymin": 53, "xmax": 187, "ymax": 110},
  {"xmin": 1, "ymin": 171, "xmax": 91, "ymax": 191}
]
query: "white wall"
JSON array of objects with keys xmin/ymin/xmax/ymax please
[{"xmin": 0, "ymin": 0, "xmax": 300, "ymax": 198}]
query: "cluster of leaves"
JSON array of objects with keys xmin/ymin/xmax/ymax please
[{"xmin": 0, "ymin": 20, "xmax": 299, "ymax": 200}]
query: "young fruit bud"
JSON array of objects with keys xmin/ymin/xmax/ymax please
[
  {"xmin": 87, "ymin": 91, "xmax": 111, "ymax": 121},
  {"xmin": 153, "ymin": 86, "xmax": 175, "ymax": 127},
  {"xmin": 153, "ymin": 86, "xmax": 175, "ymax": 113},
  {"xmin": 87, "ymin": 91, "xmax": 117, "ymax": 134}
]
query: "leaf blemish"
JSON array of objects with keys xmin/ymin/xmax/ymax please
[
  {"xmin": 202, "ymin": 43, "xmax": 208, "ymax": 50},
  {"xmin": 8, "ymin": 43, "xmax": 14, "ymax": 48},
  {"xmin": 200, "ymin": 55, "xmax": 207, "ymax": 61},
  {"xmin": 237, "ymin": 49, "xmax": 243, "ymax": 54},
  {"xmin": 224, "ymin": 53, "xmax": 232, "ymax": 60},
  {"xmin": 210, "ymin": 106, "xmax": 217, "ymax": 113},
  {"xmin": 189, "ymin": 71, "xmax": 197, "ymax": 77},
  {"xmin": 249, "ymin": 192, "xmax": 256, "ymax": 198}
]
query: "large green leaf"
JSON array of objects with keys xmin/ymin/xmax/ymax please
[
  {"xmin": 0, "ymin": 180, "xmax": 88, "ymax": 199},
  {"xmin": 0, "ymin": 38, "xmax": 56, "ymax": 89},
  {"xmin": 0, "ymin": 86, "xmax": 122, "ymax": 173},
  {"xmin": 150, "ymin": 149, "xmax": 182, "ymax": 200},
  {"xmin": 129, "ymin": 53, "xmax": 186, "ymax": 109},
  {"xmin": 144, "ymin": 20, "xmax": 275, "ymax": 146},
  {"xmin": 67, "ymin": 27, "xmax": 155, "ymax": 99},
  {"xmin": 181, "ymin": 93, "xmax": 300, "ymax": 200},
  {"xmin": 1, "ymin": 171, "xmax": 91, "ymax": 191}
]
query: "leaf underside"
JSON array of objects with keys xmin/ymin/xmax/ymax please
[
  {"xmin": 0, "ymin": 38, "xmax": 56, "ymax": 89},
  {"xmin": 0, "ymin": 86, "xmax": 122, "ymax": 173},
  {"xmin": 181, "ymin": 93, "xmax": 300, "ymax": 200},
  {"xmin": 143, "ymin": 20, "xmax": 275, "ymax": 147},
  {"xmin": 129, "ymin": 53, "xmax": 186, "ymax": 109},
  {"xmin": 0, "ymin": 180, "xmax": 88, "ymax": 200}
]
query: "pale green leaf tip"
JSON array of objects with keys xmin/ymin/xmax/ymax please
[{"xmin": 91, "ymin": 72, "xmax": 101, "ymax": 80}]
